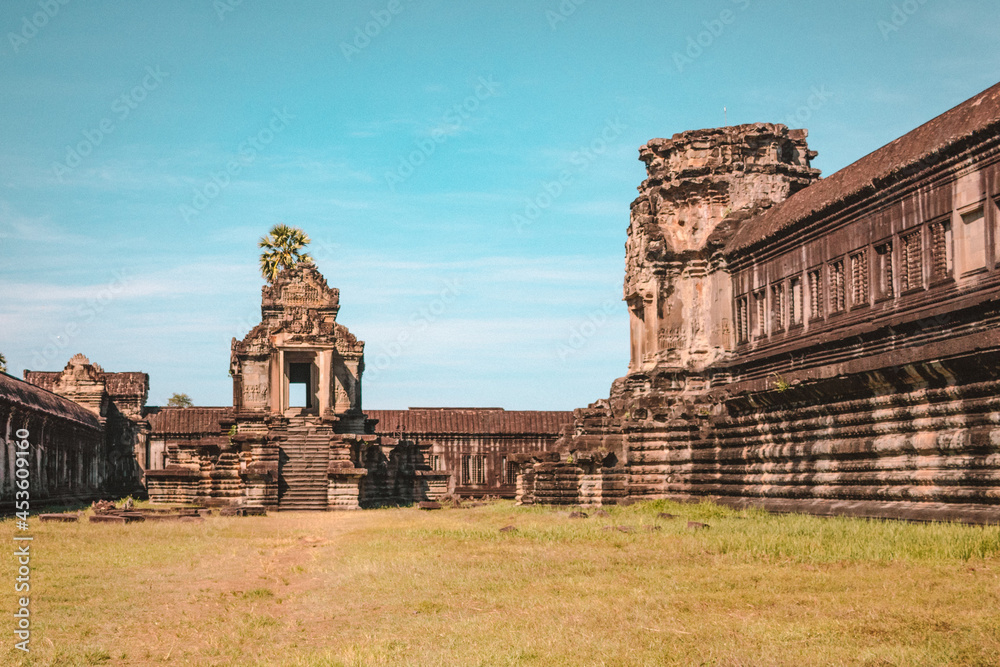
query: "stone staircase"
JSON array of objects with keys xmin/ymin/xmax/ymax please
[{"xmin": 278, "ymin": 416, "xmax": 331, "ymax": 511}]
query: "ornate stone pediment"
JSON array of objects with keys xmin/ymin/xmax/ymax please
[
  {"xmin": 279, "ymin": 283, "xmax": 321, "ymax": 307},
  {"xmin": 233, "ymin": 262, "xmax": 343, "ymax": 349},
  {"xmin": 231, "ymin": 260, "xmax": 366, "ymax": 416},
  {"xmin": 334, "ymin": 323, "xmax": 364, "ymax": 355},
  {"xmin": 62, "ymin": 353, "xmax": 104, "ymax": 381},
  {"xmin": 261, "ymin": 262, "xmax": 339, "ymax": 316}
]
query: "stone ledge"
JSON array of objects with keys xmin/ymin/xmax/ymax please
[
  {"xmin": 328, "ymin": 466, "xmax": 367, "ymax": 478},
  {"xmin": 145, "ymin": 467, "xmax": 200, "ymax": 479},
  {"xmin": 413, "ymin": 470, "xmax": 451, "ymax": 478},
  {"xmin": 665, "ymin": 494, "xmax": 1000, "ymax": 525}
]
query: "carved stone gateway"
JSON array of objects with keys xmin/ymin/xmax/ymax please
[
  {"xmin": 521, "ymin": 83, "xmax": 1000, "ymax": 524},
  {"xmin": 139, "ymin": 261, "xmax": 569, "ymax": 509},
  {"xmin": 147, "ymin": 262, "xmax": 381, "ymax": 509}
]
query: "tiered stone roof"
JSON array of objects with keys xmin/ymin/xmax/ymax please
[
  {"xmin": 367, "ymin": 408, "xmax": 573, "ymax": 435},
  {"xmin": 726, "ymin": 81, "xmax": 1000, "ymax": 253},
  {"xmin": 25, "ymin": 354, "xmax": 149, "ymax": 402},
  {"xmin": 0, "ymin": 371, "xmax": 101, "ymax": 430},
  {"xmin": 146, "ymin": 407, "xmax": 233, "ymax": 436}
]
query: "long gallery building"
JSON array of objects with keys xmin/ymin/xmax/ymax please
[{"xmin": 519, "ymin": 81, "xmax": 1000, "ymax": 523}]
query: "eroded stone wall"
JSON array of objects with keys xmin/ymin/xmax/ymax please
[
  {"xmin": 1, "ymin": 372, "xmax": 121, "ymax": 508},
  {"xmin": 624, "ymin": 124, "xmax": 818, "ymax": 373},
  {"xmin": 530, "ymin": 89, "xmax": 1000, "ymax": 522}
]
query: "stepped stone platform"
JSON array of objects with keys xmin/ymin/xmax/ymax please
[{"xmin": 278, "ymin": 417, "xmax": 332, "ymax": 511}]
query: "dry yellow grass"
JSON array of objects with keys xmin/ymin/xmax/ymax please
[{"xmin": 2, "ymin": 500, "xmax": 999, "ymax": 666}]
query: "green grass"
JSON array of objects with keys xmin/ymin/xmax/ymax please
[{"xmin": 3, "ymin": 500, "xmax": 999, "ymax": 666}]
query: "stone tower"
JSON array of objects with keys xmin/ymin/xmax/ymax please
[
  {"xmin": 562, "ymin": 124, "xmax": 820, "ymax": 491},
  {"xmin": 520, "ymin": 84, "xmax": 1000, "ymax": 522},
  {"xmin": 624, "ymin": 124, "xmax": 818, "ymax": 376},
  {"xmin": 230, "ymin": 262, "xmax": 365, "ymax": 426},
  {"xmin": 229, "ymin": 262, "xmax": 372, "ymax": 509},
  {"xmin": 145, "ymin": 261, "xmax": 450, "ymax": 509}
]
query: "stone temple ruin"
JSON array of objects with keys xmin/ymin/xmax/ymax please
[
  {"xmin": 146, "ymin": 263, "xmax": 378, "ymax": 509},
  {"xmin": 0, "ymin": 262, "xmax": 570, "ymax": 511},
  {"xmin": 0, "ymin": 354, "xmax": 147, "ymax": 506},
  {"xmin": 3, "ymin": 81, "xmax": 1000, "ymax": 521},
  {"xmin": 143, "ymin": 263, "xmax": 571, "ymax": 509},
  {"xmin": 518, "ymin": 81, "xmax": 1000, "ymax": 524}
]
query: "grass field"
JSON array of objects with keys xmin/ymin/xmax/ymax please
[{"xmin": 2, "ymin": 499, "xmax": 999, "ymax": 666}]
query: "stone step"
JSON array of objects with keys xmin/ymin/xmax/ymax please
[{"xmin": 280, "ymin": 425, "xmax": 333, "ymax": 510}]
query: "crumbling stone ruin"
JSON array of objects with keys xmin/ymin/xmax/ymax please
[
  {"xmin": 8, "ymin": 83, "xmax": 1000, "ymax": 521},
  {"xmin": 519, "ymin": 82, "xmax": 1000, "ymax": 524},
  {"xmin": 142, "ymin": 262, "xmax": 570, "ymax": 510},
  {"xmin": 0, "ymin": 354, "xmax": 147, "ymax": 505},
  {"xmin": 2, "ymin": 265, "xmax": 569, "ymax": 511},
  {"xmin": 145, "ymin": 262, "xmax": 393, "ymax": 509}
]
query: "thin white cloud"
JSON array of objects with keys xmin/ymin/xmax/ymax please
[
  {"xmin": 3, "ymin": 259, "xmax": 256, "ymax": 305},
  {"xmin": 0, "ymin": 201, "xmax": 90, "ymax": 245}
]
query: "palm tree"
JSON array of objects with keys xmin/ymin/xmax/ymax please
[
  {"xmin": 0, "ymin": 352, "xmax": 6, "ymax": 373},
  {"xmin": 258, "ymin": 224, "xmax": 312, "ymax": 283}
]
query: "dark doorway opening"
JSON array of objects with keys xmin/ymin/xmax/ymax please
[{"xmin": 289, "ymin": 362, "xmax": 312, "ymax": 408}]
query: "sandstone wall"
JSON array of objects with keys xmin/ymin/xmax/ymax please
[
  {"xmin": 534, "ymin": 86, "xmax": 1000, "ymax": 522},
  {"xmin": 624, "ymin": 124, "xmax": 818, "ymax": 373},
  {"xmin": 367, "ymin": 409, "xmax": 572, "ymax": 498},
  {"xmin": 0, "ymin": 374, "xmax": 111, "ymax": 508}
]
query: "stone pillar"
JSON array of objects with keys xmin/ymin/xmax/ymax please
[
  {"xmin": 328, "ymin": 467, "xmax": 366, "ymax": 510},
  {"xmin": 414, "ymin": 470, "xmax": 452, "ymax": 501},
  {"xmin": 623, "ymin": 124, "xmax": 819, "ymax": 378},
  {"xmin": 515, "ymin": 465, "xmax": 536, "ymax": 506}
]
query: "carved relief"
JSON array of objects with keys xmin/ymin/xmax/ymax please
[
  {"xmin": 334, "ymin": 381, "xmax": 350, "ymax": 408},
  {"xmin": 622, "ymin": 124, "xmax": 819, "ymax": 374},
  {"xmin": 281, "ymin": 283, "xmax": 320, "ymax": 307},
  {"xmin": 241, "ymin": 361, "xmax": 269, "ymax": 409}
]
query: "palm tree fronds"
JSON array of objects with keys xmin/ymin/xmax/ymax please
[{"xmin": 258, "ymin": 224, "xmax": 313, "ymax": 283}]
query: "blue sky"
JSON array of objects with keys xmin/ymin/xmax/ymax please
[{"xmin": 1, "ymin": 0, "xmax": 999, "ymax": 410}]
